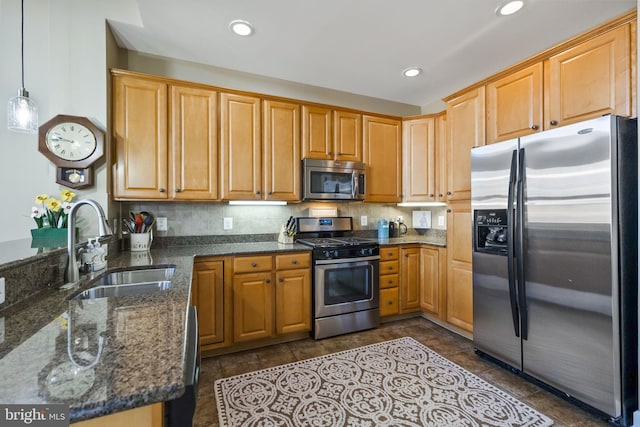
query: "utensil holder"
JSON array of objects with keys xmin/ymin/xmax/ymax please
[{"xmin": 278, "ymin": 225, "xmax": 294, "ymax": 244}]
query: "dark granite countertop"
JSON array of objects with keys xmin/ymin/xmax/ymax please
[{"xmin": 0, "ymin": 240, "xmax": 311, "ymax": 422}]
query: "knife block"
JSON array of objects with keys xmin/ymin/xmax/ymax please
[{"xmin": 278, "ymin": 225, "xmax": 294, "ymax": 244}]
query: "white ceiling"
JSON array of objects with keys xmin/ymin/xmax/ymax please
[{"xmin": 108, "ymin": 0, "xmax": 636, "ymax": 108}]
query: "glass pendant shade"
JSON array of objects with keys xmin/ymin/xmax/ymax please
[{"xmin": 7, "ymin": 88, "xmax": 38, "ymax": 133}]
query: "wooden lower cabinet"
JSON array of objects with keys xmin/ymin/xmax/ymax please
[
  {"xmin": 399, "ymin": 247, "xmax": 420, "ymax": 314},
  {"xmin": 233, "ymin": 271, "xmax": 274, "ymax": 342},
  {"xmin": 419, "ymin": 247, "xmax": 441, "ymax": 316},
  {"xmin": 74, "ymin": 403, "xmax": 163, "ymax": 427},
  {"xmin": 379, "ymin": 246, "xmax": 400, "ymax": 317},
  {"xmin": 192, "ymin": 260, "xmax": 225, "ymax": 346},
  {"xmin": 276, "ymin": 268, "xmax": 311, "ymax": 334}
]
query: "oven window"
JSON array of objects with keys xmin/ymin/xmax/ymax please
[
  {"xmin": 310, "ymin": 171, "xmax": 353, "ymax": 194},
  {"xmin": 323, "ymin": 264, "xmax": 372, "ymax": 305}
]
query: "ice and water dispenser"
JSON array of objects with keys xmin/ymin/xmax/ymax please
[{"xmin": 474, "ymin": 209, "xmax": 508, "ymax": 255}]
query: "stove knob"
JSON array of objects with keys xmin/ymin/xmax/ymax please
[
  {"xmin": 333, "ymin": 250, "xmax": 339, "ymax": 257},
  {"xmin": 323, "ymin": 250, "xmax": 331, "ymax": 258},
  {"xmin": 368, "ymin": 248, "xmax": 374, "ymax": 255},
  {"xmin": 360, "ymin": 248, "xmax": 366, "ymax": 256}
]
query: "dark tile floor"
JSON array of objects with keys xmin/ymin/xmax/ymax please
[{"xmin": 194, "ymin": 317, "xmax": 611, "ymax": 427}]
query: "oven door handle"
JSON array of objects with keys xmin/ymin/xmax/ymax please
[{"xmin": 315, "ymin": 255, "xmax": 380, "ymax": 265}]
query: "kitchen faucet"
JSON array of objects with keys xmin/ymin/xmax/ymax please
[{"xmin": 64, "ymin": 199, "xmax": 112, "ymax": 286}]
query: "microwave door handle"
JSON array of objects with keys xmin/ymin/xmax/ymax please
[{"xmin": 352, "ymin": 172, "xmax": 358, "ymax": 198}]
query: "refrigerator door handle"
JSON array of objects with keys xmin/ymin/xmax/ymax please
[
  {"xmin": 507, "ymin": 149, "xmax": 520, "ymax": 337},
  {"xmin": 516, "ymin": 147, "xmax": 529, "ymax": 340}
]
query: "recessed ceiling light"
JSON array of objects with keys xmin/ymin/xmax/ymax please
[
  {"xmin": 497, "ymin": 0, "xmax": 524, "ymax": 16},
  {"xmin": 402, "ymin": 67, "xmax": 422, "ymax": 78},
  {"xmin": 229, "ymin": 19, "xmax": 254, "ymax": 36}
]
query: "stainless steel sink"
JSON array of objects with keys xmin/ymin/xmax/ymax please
[
  {"xmin": 71, "ymin": 281, "xmax": 172, "ymax": 300},
  {"xmin": 92, "ymin": 266, "xmax": 176, "ymax": 286},
  {"xmin": 69, "ymin": 266, "xmax": 176, "ymax": 300}
]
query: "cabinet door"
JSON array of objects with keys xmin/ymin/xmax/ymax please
[
  {"xmin": 419, "ymin": 247, "xmax": 439, "ymax": 315},
  {"xmin": 302, "ymin": 105, "xmax": 332, "ymax": 160},
  {"xmin": 446, "ymin": 201, "xmax": 473, "ymax": 332},
  {"xmin": 113, "ymin": 75, "xmax": 168, "ymax": 199},
  {"xmin": 380, "ymin": 287, "xmax": 399, "ymax": 317},
  {"xmin": 275, "ymin": 268, "xmax": 311, "ymax": 334},
  {"xmin": 486, "ymin": 63, "xmax": 543, "ymax": 144},
  {"xmin": 333, "ymin": 110, "xmax": 362, "ymax": 162},
  {"xmin": 435, "ymin": 112, "xmax": 448, "ymax": 203},
  {"xmin": 192, "ymin": 260, "xmax": 224, "ymax": 346},
  {"xmin": 363, "ymin": 115, "xmax": 402, "ymax": 202},
  {"xmin": 402, "ymin": 117, "xmax": 436, "ymax": 202},
  {"xmin": 445, "ymin": 87, "xmax": 485, "ymax": 201},
  {"xmin": 170, "ymin": 85, "xmax": 218, "ymax": 200},
  {"xmin": 220, "ymin": 93, "xmax": 262, "ymax": 200},
  {"xmin": 233, "ymin": 272, "xmax": 274, "ymax": 342},
  {"xmin": 399, "ymin": 247, "xmax": 420, "ymax": 313},
  {"xmin": 545, "ymin": 24, "xmax": 631, "ymax": 128},
  {"xmin": 263, "ymin": 100, "xmax": 301, "ymax": 201}
]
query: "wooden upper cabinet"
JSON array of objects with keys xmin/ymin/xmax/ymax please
[
  {"xmin": 363, "ymin": 115, "xmax": 402, "ymax": 203},
  {"xmin": 333, "ymin": 110, "xmax": 362, "ymax": 162},
  {"xmin": 113, "ymin": 75, "xmax": 168, "ymax": 199},
  {"xmin": 170, "ymin": 85, "xmax": 218, "ymax": 200},
  {"xmin": 445, "ymin": 87, "xmax": 485, "ymax": 201},
  {"xmin": 545, "ymin": 24, "xmax": 631, "ymax": 128},
  {"xmin": 220, "ymin": 93, "xmax": 262, "ymax": 200},
  {"xmin": 263, "ymin": 100, "xmax": 301, "ymax": 201},
  {"xmin": 302, "ymin": 105, "xmax": 333, "ymax": 160},
  {"xmin": 486, "ymin": 63, "xmax": 543, "ymax": 144},
  {"xmin": 435, "ymin": 112, "xmax": 448, "ymax": 202},
  {"xmin": 402, "ymin": 117, "xmax": 436, "ymax": 202}
]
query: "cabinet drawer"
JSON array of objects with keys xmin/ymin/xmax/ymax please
[
  {"xmin": 275, "ymin": 252, "xmax": 311, "ymax": 270},
  {"xmin": 233, "ymin": 255, "xmax": 273, "ymax": 273},
  {"xmin": 380, "ymin": 287, "xmax": 399, "ymax": 317},
  {"xmin": 380, "ymin": 247, "xmax": 399, "ymax": 261},
  {"xmin": 380, "ymin": 273, "xmax": 399, "ymax": 289},
  {"xmin": 380, "ymin": 260, "xmax": 399, "ymax": 274}
]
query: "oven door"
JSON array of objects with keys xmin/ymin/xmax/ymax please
[{"xmin": 314, "ymin": 256, "xmax": 379, "ymax": 318}]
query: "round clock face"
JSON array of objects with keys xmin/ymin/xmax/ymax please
[{"xmin": 45, "ymin": 122, "xmax": 97, "ymax": 161}]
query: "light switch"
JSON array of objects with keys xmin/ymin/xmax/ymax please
[
  {"xmin": 360, "ymin": 216, "xmax": 368, "ymax": 226},
  {"xmin": 224, "ymin": 217, "xmax": 233, "ymax": 230},
  {"xmin": 156, "ymin": 217, "xmax": 168, "ymax": 231}
]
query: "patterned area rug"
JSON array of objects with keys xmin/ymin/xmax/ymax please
[{"xmin": 214, "ymin": 337, "xmax": 553, "ymax": 427}]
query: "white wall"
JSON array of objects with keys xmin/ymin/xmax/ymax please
[{"xmin": 0, "ymin": 0, "xmax": 139, "ymax": 243}]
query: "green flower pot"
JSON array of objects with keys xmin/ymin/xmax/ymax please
[{"xmin": 30, "ymin": 228, "xmax": 78, "ymax": 248}]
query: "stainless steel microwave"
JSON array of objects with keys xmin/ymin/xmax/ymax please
[{"xmin": 302, "ymin": 158, "xmax": 366, "ymax": 201}]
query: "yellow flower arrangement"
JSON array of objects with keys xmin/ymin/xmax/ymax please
[{"xmin": 31, "ymin": 190, "xmax": 76, "ymax": 229}]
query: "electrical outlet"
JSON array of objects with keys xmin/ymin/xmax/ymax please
[
  {"xmin": 223, "ymin": 217, "xmax": 233, "ymax": 230},
  {"xmin": 438, "ymin": 215, "xmax": 445, "ymax": 227},
  {"xmin": 156, "ymin": 217, "xmax": 168, "ymax": 231},
  {"xmin": 360, "ymin": 216, "xmax": 368, "ymax": 226},
  {"xmin": 0, "ymin": 277, "xmax": 4, "ymax": 305}
]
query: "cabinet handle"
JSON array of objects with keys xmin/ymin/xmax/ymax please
[
  {"xmin": 268, "ymin": 191, "xmax": 273, "ymax": 195},
  {"xmin": 429, "ymin": 194, "xmax": 434, "ymax": 197},
  {"xmin": 439, "ymin": 193, "xmax": 443, "ymax": 197},
  {"xmin": 338, "ymin": 152, "xmax": 342, "ymax": 155},
  {"xmin": 252, "ymin": 262, "xmax": 257, "ymax": 267},
  {"xmin": 447, "ymin": 191, "xmax": 452, "ymax": 195},
  {"xmin": 447, "ymin": 209, "xmax": 452, "ymax": 213},
  {"xmin": 279, "ymin": 277, "xmax": 284, "ymax": 282},
  {"xmin": 550, "ymin": 120, "xmax": 558, "ymax": 126},
  {"xmin": 531, "ymin": 124, "xmax": 539, "ymax": 130},
  {"xmin": 159, "ymin": 188, "xmax": 166, "ymax": 193},
  {"xmin": 388, "ymin": 301, "xmax": 393, "ymax": 305},
  {"xmin": 387, "ymin": 279, "xmax": 393, "ymax": 284},
  {"xmin": 175, "ymin": 188, "xmax": 181, "ymax": 193},
  {"xmin": 328, "ymin": 151, "xmax": 332, "ymax": 155},
  {"xmin": 292, "ymin": 260, "xmax": 298, "ymax": 264},
  {"xmin": 256, "ymin": 190, "xmax": 261, "ymax": 195},
  {"xmin": 265, "ymin": 279, "xmax": 271, "ymax": 284},
  {"xmin": 388, "ymin": 266, "xmax": 393, "ymax": 270}
]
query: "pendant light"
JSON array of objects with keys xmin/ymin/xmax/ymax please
[{"xmin": 7, "ymin": 0, "xmax": 38, "ymax": 133}]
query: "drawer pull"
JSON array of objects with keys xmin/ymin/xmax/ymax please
[
  {"xmin": 265, "ymin": 279, "xmax": 271, "ymax": 284},
  {"xmin": 292, "ymin": 260, "xmax": 298, "ymax": 264},
  {"xmin": 387, "ymin": 280, "xmax": 393, "ymax": 284},
  {"xmin": 252, "ymin": 262, "xmax": 257, "ymax": 267},
  {"xmin": 388, "ymin": 301, "xmax": 393, "ymax": 305},
  {"xmin": 388, "ymin": 266, "xmax": 393, "ymax": 270}
]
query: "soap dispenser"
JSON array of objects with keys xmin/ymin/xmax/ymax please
[
  {"xmin": 82, "ymin": 239, "xmax": 95, "ymax": 272},
  {"xmin": 92, "ymin": 238, "xmax": 107, "ymax": 271}
]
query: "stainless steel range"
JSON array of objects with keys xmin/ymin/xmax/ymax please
[{"xmin": 296, "ymin": 217, "xmax": 380, "ymax": 339}]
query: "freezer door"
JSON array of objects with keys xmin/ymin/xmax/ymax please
[
  {"xmin": 519, "ymin": 116, "xmax": 618, "ymax": 416},
  {"xmin": 471, "ymin": 139, "xmax": 521, "ymax": 369}
]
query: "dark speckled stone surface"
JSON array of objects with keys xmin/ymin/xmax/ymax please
[
  {"xmin": 0, "ymin": 235, "xmax": 445, "ymax": 423},
  {"xmin": 0, "ymin": 240, "xmax": 312, "ymax": 423}
]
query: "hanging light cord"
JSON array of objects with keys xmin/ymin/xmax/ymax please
[{"xmin": 20, "ymin": 0, "xmax": 25, "ymax": 90}]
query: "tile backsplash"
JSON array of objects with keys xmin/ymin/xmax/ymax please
[{"xmin": 119, "ymin": 201, "xmax": 447, "ymax": 237}]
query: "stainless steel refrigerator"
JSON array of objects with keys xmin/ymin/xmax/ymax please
[{"xmin": 471, "ymin": 115, "xmax": 638, "ymax": 426}]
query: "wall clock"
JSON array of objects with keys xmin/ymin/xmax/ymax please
[{"xmin": 38, "ymin": 114, "xmax": 105, "ymax": 189}]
